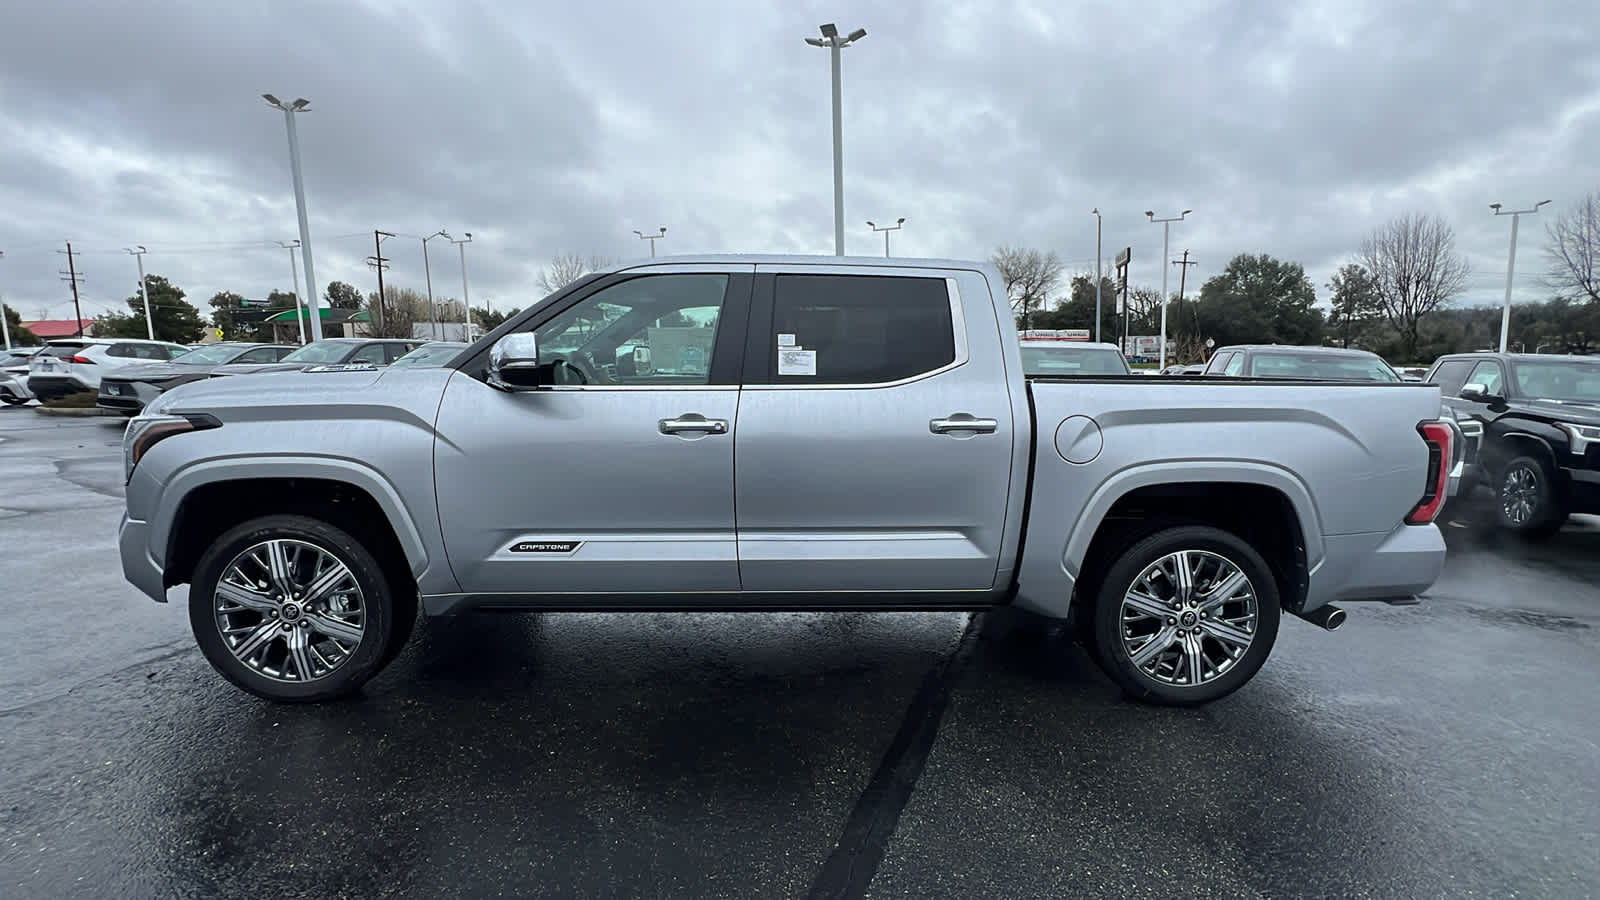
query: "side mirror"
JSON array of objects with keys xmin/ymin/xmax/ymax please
[
  {"xmin": 488, "ymin": 333, "xmax": 544, "ymax": 391},
  {"xmin": 1459, "ymin": 382, "xmax": 1495, "ymax": 403}
]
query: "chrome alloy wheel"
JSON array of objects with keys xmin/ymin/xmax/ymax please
[
  {"xmin": 212, "ymin": 539, "xmax": 366, "ymax": 684},
  {"xmin": 1501, "ymin": 463, "xmax": 1540, "ymax": 526},
  {"xmin": 1119, "ymin": 549, "xmax": 1258, "ymax": 687}
]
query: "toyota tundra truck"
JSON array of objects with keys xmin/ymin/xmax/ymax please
[{"xmin": 117, "ymin": 256, "xmax": 1453, "ymax": 706}]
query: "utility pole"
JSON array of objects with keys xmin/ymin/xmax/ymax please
[
  {"xmin": 1173, "ymin": 249, "xmax": 1197, "ymax": 362},
  {"xmin": 866, "ymin": 218, "xmax": 905, "ymax": 257},
  {"xmin": 633, "ymin": 227, "xmax": 667, "ymax": 258},
  {"xmin": 367, "ymin": 230, "xmax": 394, "ymax": 337},
  {"xmin": 125, "ymin": 246, "xmax": 154, "ymax": 339},
  {"xmin": 1490, "ymin": 200, "xmax": 1551, "ymax": 354},
  {"xmin": 58, "ymin": 242, "xmax": 85, "ymax": 337},
  {"xmin": 262, "ymin": 95, "xmax": 321, "ymax": 332},
  {"xmin": 1092, "ymin": 208, "xmax": 1104, "ymax": 343},
  {"xmin": 276, "ymin": 240, "xmax": 306, "ymax": 344},
  {"xmin": 0, "ymin": 250, "xmax": 10, "ymax": 351}
]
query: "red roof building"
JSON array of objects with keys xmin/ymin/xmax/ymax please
[{"xmin": 19, "ymin": 319, "xmax": 95, "ymax": 339}]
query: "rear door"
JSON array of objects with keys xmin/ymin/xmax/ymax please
[{"xmin": 734, "ymin": 265, "xmax": 1016, "ymax": 593}]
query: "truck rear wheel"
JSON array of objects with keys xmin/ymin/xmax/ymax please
[
  {"xmin": 1090, "ymin": 525, "xmax": 1280, "ymax": 706},
  {"xmin": 188, "ymin": 514, "xmax": 397, "ymax": 702}
]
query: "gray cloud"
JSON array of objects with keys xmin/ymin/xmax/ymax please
[{"xmin": 1, "ymin": 0, "xmax": 1596, "ymax": 324}]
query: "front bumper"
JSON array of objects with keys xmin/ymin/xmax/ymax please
[
  {"xmin": 1565, "ymin": 466, "xmax": 1600, "ymax": 515},
  {"xmin": 119, "ymin": 513, "xmax": 167, "ymax": 603}
]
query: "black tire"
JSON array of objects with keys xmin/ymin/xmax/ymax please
[
  {"xmin": 1090, "ymin": 525, "xmax": 1281, "ymax": 706},
  {"xmin": 1495, "ymin": 455, "xmax": 1566, "ymax": 538},
  {"xmin": 189, "ymin": 514, "xmax": 396, "ymax": 702}
]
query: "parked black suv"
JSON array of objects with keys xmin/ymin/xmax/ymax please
[{"xmin": 1426, "ymin": 352, "xmax": 1600, "ymax": 536}]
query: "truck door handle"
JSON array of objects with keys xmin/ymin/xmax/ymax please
[
  {"xmin": 660, "ymin": 414, "xmax": 729, "ymax": 435},
  {"xmin": 930, "ymin": 414, "xmax": 999, "ymax": 435}
]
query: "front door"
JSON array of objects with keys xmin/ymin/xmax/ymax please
[
  {"xmin": 434, "ymin": 267, "xmax": 752, "ymax": 596},
  {"xmin": 734, "ymin": 267, "xmax": 1017, "ymax": 594}
]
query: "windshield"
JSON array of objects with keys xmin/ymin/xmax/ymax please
[
  {"xmin": 1020, "ymin": 345, "xmax": 1130, "ymax": 376},
  {"xmin": 391, "ymin": 344, "xmax": 468, "ymax": 367},
  {"xmin": 171, "ymin": 344, "xmax": 247, "ymax": 365},
  {"xmin": 279, "ymin": 342, "xmax": 353, "ymax": 364},
  {"xmin": 1246, "ymin": 352, "xmax": 1400, "ymax": 381},
  {"xmin": 1511, "ymin": 359, "xmax": 1600, "ymax": 402}
]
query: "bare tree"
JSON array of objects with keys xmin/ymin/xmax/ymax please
[
  {"xmin": 1359, "ymin": 213, "xmax": 1470, "ymax": 360},
  {"xmin": 363, "ymin": 287, "xmax": 429, "ymax": 338},
  {"xmin": 1544, "ymin": 190, "xmax": 1600, "ymax": 304},
  {"xmin": 991, "ymin": 246, "xmax": 1064, "ymax": 329},
  {"xmin": 537, "ymin": 253, "xmax": 610, "ymax": 295}
]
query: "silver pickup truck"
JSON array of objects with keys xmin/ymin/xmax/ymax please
[{"xmin": 118, "ymin": 256, "xmax": 1454, "ymax": 706}]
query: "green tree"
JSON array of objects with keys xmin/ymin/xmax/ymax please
[
  {"xmin": 97, "ymin": 275, "xmax": 204, "ymax": 343},
  {"xmin": 472, "ymin": 306, "xmax": 508, "ymax": 331},
  {"xmin": 1194, "ymin": 254, "xmax": 1324, "ymax": 347},
  {"xmin": 3, "ymin": 304, "xmax": 40, "ymax": 345},
  {"xmin": 208, "ymin": 291, "xmax": 248, "ymax": 339},
  {"xmin": 1326, "ymin": 264, "xmax": 1385, "ymax": 349},
  {"xmin": 324, "ymin": 281, "xmax": 364, "ymax": 310},
  {"xmin": 1031, "ymin": 275, "xmax": 1121, "ymax": 340}
]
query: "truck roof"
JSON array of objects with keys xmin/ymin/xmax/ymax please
[{"xmin": 602, "ymin": 253, "xmax": 994, "ymax": 273}]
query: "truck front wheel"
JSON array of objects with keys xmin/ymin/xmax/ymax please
[
  {"xmin": 1090, "ymin": 525, "xmax": 1280, "ymax": 706},
  {"xmin": 188, "ymin": 514, "xmax": 397, "ymax": 702}
]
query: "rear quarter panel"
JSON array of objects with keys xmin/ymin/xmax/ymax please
[{"xmin": 1016, "ymin": 378, "xmax": 1444, "ymax": 616}]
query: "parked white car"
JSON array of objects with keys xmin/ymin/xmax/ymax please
[
  {"xmin": 26, "ymin": 338, "xmax": 191, "ymax": 401},
  {"xmin": 1, "ymin": 347, "xmax": 44, "ymax": 405}
]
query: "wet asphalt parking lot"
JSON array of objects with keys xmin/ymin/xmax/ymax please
[{"xmin": 1, "ymin": 407, "xmax": 1597, "ymax": 899}]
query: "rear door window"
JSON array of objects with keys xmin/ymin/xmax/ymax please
[
  {"xmin": 1223, "ymin": 353, "xmax": 1246, "ymax": 376},
  {"xmin": 767, "ymin": 274, "xmax": 956, "ymax": 385}
]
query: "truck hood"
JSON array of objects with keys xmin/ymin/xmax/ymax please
[
  {"xmin": 149, "ymin": 366, "xmax": 404, "ymax": 416},
  {"xmin": 104, "ymin": 362, "xmax": 219, "ymax": 382},
  {"xmin": 1518, "ymin": 398, "xmax": 1600, "ymax": 425},
  {"xmin": 208, "ymin": 361, "xmax": 314, "ymax": 376}
]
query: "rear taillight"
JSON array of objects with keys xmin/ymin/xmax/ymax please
[
  {"xmin": 1406, "ymin": 421, "xmax": 1455, "ymax": 525},
  {"xmin": 70, "ymin": 355, "xmax": 95, "ymax": 364}
]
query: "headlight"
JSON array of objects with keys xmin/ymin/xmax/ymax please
[
  {"xmin": 1559, "ymin": 422, "xmax": 1600, "ymax": 452},
  {"xmin": 123, "ymin": 413, "xmax": 221, "ymax": 483}
]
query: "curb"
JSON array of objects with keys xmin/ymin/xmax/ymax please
[{"xmin": 35, "ymin": 406, "xmax": 121, "ymax": 418}]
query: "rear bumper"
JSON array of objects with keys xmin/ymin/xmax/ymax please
[
  {"xmin": 0, "ymin": 373, "xmax": 32, "ymax": 401},
  {"xmin": 97, "ymin": 380, "xmax": 161, "ymax": 413},
  {"xmin": 28, "ymin": 375, "xmax": 93, "ymax": 401},
  {"xmin": 1305, "ymin": 523, "xmax": 1447, "ymax": 610},
  {"xmin": 119, "ymin": 513, "xmax": 167, "ymax": 603}
]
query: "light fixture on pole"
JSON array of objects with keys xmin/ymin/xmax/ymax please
[
  {"xmin": 1091, "ymin": 208, "xmax": 1104, "ymax": 343},
  {"xmin": 633, "ymin": 227, "xmax": 667, "ymax": 258},
  {"xmin": 422, "ymin": 229, "xmax": 449, "ymax": 340},
  {"xmin": 274, "ymin": 239, "xmax": 306, "ymax": 344},
  {"xmin": 1145, "ymin": 209, "xmax": 1192, "ymax": 371},
  {"xmin": 447, "ymin": 232, "xmax": 473, "ymax": 317},
  {"xmin": 866, "ymin": 218, "xmax": 905, "ymax": 257},
  {"xmin": 124, "ymin": 246, "xmax": 154, "ymax": 339},
  {"xmin": 262, "ymin": 94, "xmax": 321, "ymax": 334},
  {"xmin": 1490, "ymin": 200, "xmax": 1551, "ymax": 354},
  {"xmin": 805, "ymin": 23, "xmax": 867, "ymax": 256},
  {"xmin": 0, "ymin": 249, "xmax": 11, "ymax": 351}
]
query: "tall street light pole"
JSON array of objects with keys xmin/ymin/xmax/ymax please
[
  {"xmin": 633, "ymin": 227, "xmax": 666, "ymax": 258},
  {"xmin": 448, "ymin": 233, "xmax": 473, "ymax": 317},
  {"xmin": 275, "ymin": 240, "xmax": 306, "ymax": 344},
  {"xmin": 1145, "ymin": 209, "xmax": 1192, "ymax": 371},
  {"xmin": 262, "ymin": 94, "xmax": 320, "ymax": 334},
  {"xmin": 866, "ymin": 218, "xmax": 905, "ymax": 257},
  {"xmin": 805, "ymin": 23, "xmax": 866, "ymax": 256},
  {"xmin": 125, "ymin": 246, "xmax": 153, "ymax": 339},
  {"xmin": 422, "ymin": 229, "xmax": 449, "ymax": 340},
  {"xmin": 1490, "ymin": 200, "xmax": 1550, "ymax": 354},
  {"xmin": 1091, "ymin": 208, "xmax": 1103, "ymax": 343}
]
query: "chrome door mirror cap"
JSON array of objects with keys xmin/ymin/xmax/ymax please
[{"xmin": 488, "ymin": 333, "xmax": 543, "ymax": 391}]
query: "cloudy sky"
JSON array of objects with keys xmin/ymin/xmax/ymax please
[{"xmin": 1, "ymin": 0, "xmax": 1596, "ymax": 324}]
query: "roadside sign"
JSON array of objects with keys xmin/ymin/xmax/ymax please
[{"xmin": 1114, "ymin": 247, "xmax": 1131, "ymax": 267}]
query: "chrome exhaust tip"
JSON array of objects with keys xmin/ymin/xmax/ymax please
[{"xmin": 1298, "ymin": 604, "xmax": 1346, "ymax": 631}]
